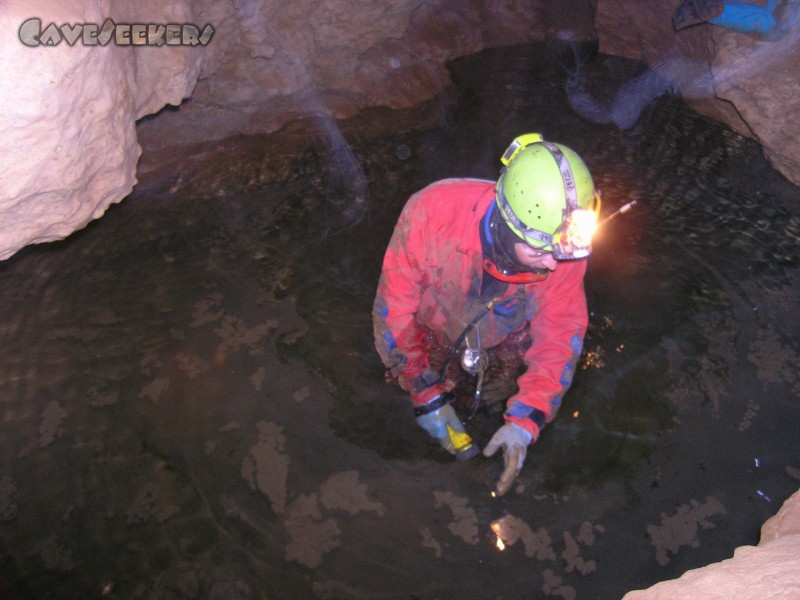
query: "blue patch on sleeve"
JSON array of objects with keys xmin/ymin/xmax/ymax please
[
  {"xmin": 559, "ymin": 363, "xmax": 575, "ymax": 387},
  {"xmin": 505, "ymin": 401, "xmax": 532, "ymax": 419},
  {"xmin": 374, "ymin": 296, "xmax": 389, "ymax": 319},
  {"xmin": 505, "ymin": 401, "xmax": 548, "ymax": 429},
  {"xmin": 382, "ymin": 330, "xmax": 397, "ymax": 353},
  {"xmin": 570, "ymin": 333, "xmax": 583, "ymax": 355}
]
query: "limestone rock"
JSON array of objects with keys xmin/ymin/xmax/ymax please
[
  {"xmin": 761, "ymin": 485, "xmax": 800, "ymax": 544},
  {"xmin": 136, "ymin": 0, "xmax": 578, "ymax": 159},
  {"xmin": 710, "ymin": 25, "xmax": 800, "ymax": 187},
  {"xmin": 622, "ymin": 487, "xmax": 800, "ymax": 599},
  {"xmin": 0, "ymin": 0, "xmax": 205, "ymax": 260}
]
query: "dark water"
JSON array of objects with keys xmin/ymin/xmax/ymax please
[{"xmin": 0, "ymin": 43, "xmax": 798, "ymax": 599}]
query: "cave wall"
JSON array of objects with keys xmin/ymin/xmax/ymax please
[
  {"xmin": 0, "ymin": 0, "xmax": 798, "ymax": 261},
  {"xmin": 135, "ymin": 0, "xmax": 598, "ymax": 166},
  {"xmin": 595, "ymin": 0, "xmax": 800, "ymax": 186},
  {"xmin": 0, "ymin": 0, "xmax": 596, "ymax": 260}
]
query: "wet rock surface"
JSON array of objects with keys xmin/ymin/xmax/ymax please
[{"xmin": 0, "ymin": 44, "xmax": 798, "ymax": 599}]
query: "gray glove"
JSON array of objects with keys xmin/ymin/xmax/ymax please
[{"xmin": 483, "ymin": 422, "xmax": 532, "ymax": 496}]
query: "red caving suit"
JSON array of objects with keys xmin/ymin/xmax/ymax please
[{"xmin": 373, "ymin": 179, "xmax": 589, "ymax": 441}]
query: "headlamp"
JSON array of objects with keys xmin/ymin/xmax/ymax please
[{"xmin": 552, "ymin": 193, "xmax": 601, "ymax": 260}]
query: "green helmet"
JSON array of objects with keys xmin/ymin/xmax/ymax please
[{"xmin": 495, "ymin": 133, "xmax": 597, "ymax": 253}]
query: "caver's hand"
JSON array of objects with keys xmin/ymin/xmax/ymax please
[{"xmin": 483, "ymin": 422, "xmax": 532, "ymax": 495}]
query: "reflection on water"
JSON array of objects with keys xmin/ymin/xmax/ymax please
[{"xmin": 0, "ymin": 43, "xmax": 798, "ymax": 599}]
